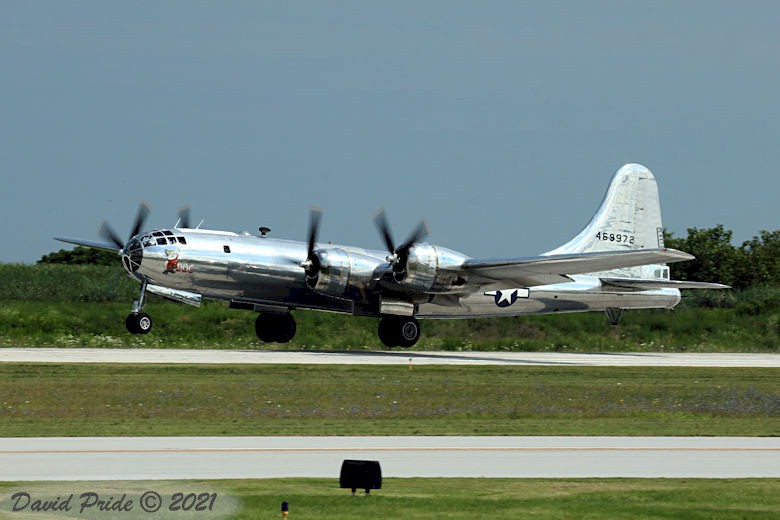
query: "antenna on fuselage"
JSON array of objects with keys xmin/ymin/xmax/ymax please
[{"xmin": 196, "ymin": 218, "xmax": 206, "ymax": 229}]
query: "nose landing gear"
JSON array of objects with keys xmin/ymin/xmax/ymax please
[{"xmin": 126, "ymin": 277, "xmax": 153, "ymax": 334}]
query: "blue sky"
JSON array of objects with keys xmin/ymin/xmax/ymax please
[{"xmin": 2, "ymin": 1, "xmax": 778, "ymax": 263}]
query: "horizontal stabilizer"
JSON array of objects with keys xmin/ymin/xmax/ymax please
[
  {"xmin": 463, "ymin": 248, "xmax": 694, "ymax": 287},
  {"xmin": 601, "ymin": 278, "xmax": 731, "ymax": 290},
  {"xmin": 54, "ymin": 237, "xmax": 121, "ymax": 252}
]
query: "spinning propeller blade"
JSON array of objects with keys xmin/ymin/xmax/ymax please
[
  {"xmin": 96, "ymin": 202, "xmax": 151, "ymax": 251},
  {"xmin": 128, "ymin": 202, "xmax": 151, "ymax": 240},
  {"xmin": 177, "ymin": 206, "xmax": 191, "ymax": 229},
  {"xmin": 300, "ymin": 207, "xmax": 324, "ymax": 279},
  {"xmin": 98, "ymin": 221, "xmax": 124, "ymax": 250},
  {"xmin": 372, "ymin": 208, "xmax": 429, "ymax": 281}
]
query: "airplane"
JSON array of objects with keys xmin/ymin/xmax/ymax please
[{"xmin": 56, "ymin": 163, "xmax": 728, "ymax": 347}]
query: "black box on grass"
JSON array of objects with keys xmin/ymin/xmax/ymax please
[{"xmin": 339, "ymin": 460, "xmax": 382, "ymax": 494}]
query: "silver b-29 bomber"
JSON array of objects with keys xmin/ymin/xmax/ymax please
[{"xmin": 57, "ymin": 164, "xmax": 727, "ymax": 347}]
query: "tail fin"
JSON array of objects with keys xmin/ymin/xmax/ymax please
[{"xmin": 547, "ymin": 163, "xmax": 665, "ymax": 256}]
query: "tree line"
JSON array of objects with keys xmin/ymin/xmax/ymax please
[{"xmin": 664, "ymin": 226, "xmax": 779, "ymax": 289}]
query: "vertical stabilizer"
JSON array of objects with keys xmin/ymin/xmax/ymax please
[{"xmin": 546, "ymin": 164, "xmax": 665, "ymax": 256}]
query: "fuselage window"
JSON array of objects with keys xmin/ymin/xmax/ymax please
[{"xmin": 223, "ymin": 245, "xmax": 231, "ymax": 253}]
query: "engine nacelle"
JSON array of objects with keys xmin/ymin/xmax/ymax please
[
  {"xmin": 400, "ymin": 244, "xmax": 469, "ymax": 293},
  {"xmin": 307, "ymin": 248, "xmax": 379, "ymax": 297}
]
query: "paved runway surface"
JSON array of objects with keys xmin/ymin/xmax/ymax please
[
  {"xmin": 2, "ymin": 436, "xmax": 779, "ymax": 480},
  {"xmin": 1, "ymin": 348, "xmax": 779, "ymax": 367}
]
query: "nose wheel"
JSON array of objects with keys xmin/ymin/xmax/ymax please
[{"xmin": 126, "ymin": 312, "xmax": 153, "ymax": 334}]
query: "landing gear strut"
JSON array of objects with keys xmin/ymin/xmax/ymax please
[
  {"xmin": 255, "ymin": 312, "xmax": 297, "ymax": 343},
  {"xmin": 378, "ymin": 315, "xmax": 421, "ymax": 348},
  {"xmin": 126, "ymin": 277, "xmax": 152, "ymax": 334},
  {"xmin": 605, "ymin": 307, "xmax": 624, "ymax": 326}
]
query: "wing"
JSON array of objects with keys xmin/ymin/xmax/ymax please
[
  {"xmin": 462, "ymin": 248, "xmax": 693, "ymax": 287},
  {"xmin": 600, "ymin": 278, "xmax": 731, "ymax": 290},
  {"xmin": 54, "ymin": 237, "xmax": 121, "ymax": 252}
]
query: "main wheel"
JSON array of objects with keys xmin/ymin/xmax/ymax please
[
  {"xmin": 378, "ymin": 316, "xmax": 400, "ymax": 348},
  {"xmin": 273, "ymin": 313, "xmax": 297, "ymax": 343},
  {"xmin": 255, "ymin": 313, "xmax": 277, "ymax": 342},
  {"xmin": 397, "ymin": 316, "xmax": 421, "ymax": 348},
  {"xmin": 378, "ymin": 316, "xmax": 421, "ymax": 348},
  {"xmin": 255, "ymin": 313, "xmax": 297, "ymax": 343}
]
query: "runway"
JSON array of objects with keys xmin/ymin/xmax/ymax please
[
  {"xmin": 2, "ymin": 436, "xmax": 779, "ymax": 480},
  {"xmin": 1, "ymin": 348, "xmax": 779, "ymax": 367}
]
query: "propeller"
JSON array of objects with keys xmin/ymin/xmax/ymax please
[
  {"xmin": 98, "ymin": 221, "xmax": 124, "ymax": 250},
  {"xmin": 98, "ymin": 202, "xmax": 151, "ymax": 251},
  {"xmin": 300, "ymin": 207, "xmax": 324, "ymax": 281},
  {"xmin": 128, "ymin": 203, "xmax": 151, "ymax": 239},
  {"xmin": 373, "ymin": 208, "xmax": 429, "ymax": 281},
  {"xmin": 177, "ymin": 206, "xmax": 191, "ymax": 229}
]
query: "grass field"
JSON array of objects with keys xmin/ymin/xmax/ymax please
[
  {"xmin": 1, "ymin": 364, "xmax": 778, "ymax": 437},
  {"xmin": 2, "ymin": 479, "xmax": 780, "ymax": 519}
]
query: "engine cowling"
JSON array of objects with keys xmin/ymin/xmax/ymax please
[
  {"xmin": 398, "ymin": 244, "xmax": 469, "ymax": 293},
  {"xmin": 306, "ymin": 248, "xmax": 379, "ymax": 297}
]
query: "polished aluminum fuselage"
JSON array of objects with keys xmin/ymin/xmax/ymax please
[{"xmin": 127, "ymin": 227, "xmax": 680, "ymax": 319}]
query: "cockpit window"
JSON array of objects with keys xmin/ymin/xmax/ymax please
[
  {"xmin": 163, "ymin": 230, "xmax": 173, "ymax": 236},
  {"xmin": 140, "ymin": 232, "xmax": 186, "ymax": 247}
]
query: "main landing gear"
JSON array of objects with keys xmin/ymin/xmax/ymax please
[
  {"xmin": 255, "ymin": 312, "xmax": 297, "ymax": 343},
  {"xmin": 126, "ymin": 277, "xmax": 153, "ymax": 334},
  {"xmin": 605, "ymin": 307, "xmax": 624, "ymax": 326},
  {"xmin": 378, "ymin": 315, "xmax": 421, "ymax": 348}
]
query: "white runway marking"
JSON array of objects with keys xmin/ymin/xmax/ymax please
[{"xmin": 1, "ymin": 348, "xmax": 779, "ymax": 367}]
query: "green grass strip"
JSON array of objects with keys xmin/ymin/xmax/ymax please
[
  {"xmin": 1, "ymin": 364, "xmax": 778, "ymax": 437},
  {"xmin": 2, "ymin": 479, "xmax": 779, "ymax": 519}
]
